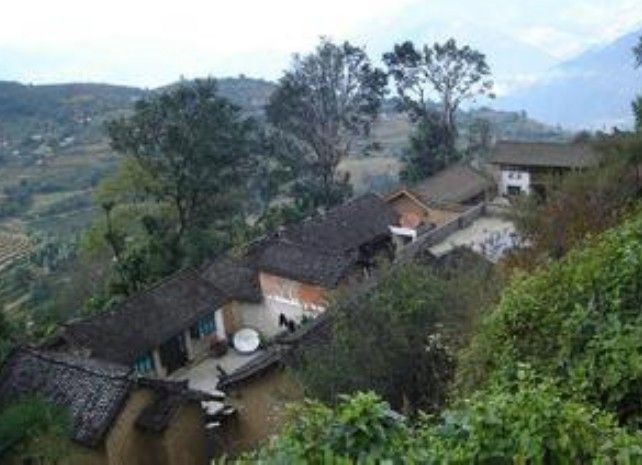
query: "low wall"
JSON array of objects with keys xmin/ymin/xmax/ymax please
[{"xmin": 396, "ymin": 203, "xmax": 486, "ymax": 261}]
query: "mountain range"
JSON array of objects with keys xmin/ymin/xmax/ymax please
[{"xmin": 497, "ymin": 28, "xmax": 642, "ymax": 129}]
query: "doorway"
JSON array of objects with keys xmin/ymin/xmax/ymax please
[{"xmin": 159, "ymin": 333, "xmax": 189, "ymax": 374}]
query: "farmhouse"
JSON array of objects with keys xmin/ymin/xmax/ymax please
[
  {"xmin": 0, "ymin": 347, "xmax": 218, "ymax": 465},
  {"xmin": 238, "ymin": 193, "xmax": 398, "ymax": 328},
  {"xmin": 490, "ymin": 141, "xmax": 601, "ymax": 196},
  {"xmin": 53, "ymin": 193, "xmax": 398, "ymax": 378},
  {"xmin": 385, "ymin": 164, "xmax": 493, "ymax": 233},
  {"xmin": 57, "ymin": 269, "xmax": 230, "ymax": 377}
]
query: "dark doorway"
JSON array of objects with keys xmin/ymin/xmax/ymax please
[{"xmin": 159, "ymin": 333, "xmax": 188, "ymax": 374}]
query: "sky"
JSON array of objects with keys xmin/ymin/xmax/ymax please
[{"xmin": 1, "ymin": 0, "xmax": 642, "ymax": 91}]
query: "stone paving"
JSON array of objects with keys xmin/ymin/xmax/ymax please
[
  {"xmin": 429, "ymin": 216, "xmax": 518, "ymax": 262},
  {"xmin": 171, "ymin": 348, "xmax": 264, "ymax": 395}
]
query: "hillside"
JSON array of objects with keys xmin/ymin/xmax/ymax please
[
  {"xmin": 0, "ymin": 76, "xmax": 568, "ymax": 239},
  {"xmin": 497, "ymin": 28, "xmax": 642, "ymax": 129},
  {"xmin": 0, "ymin": 76, "xmax": 571, "ymax": 253}
]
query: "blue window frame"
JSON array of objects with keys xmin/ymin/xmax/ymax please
[
  {"xmin": 190, "ymin": 313, "xmax": 216, "ymax": 339},
  {"xmin": 134, "ymin": 352, "xmax": 154, "ymax": 375}
]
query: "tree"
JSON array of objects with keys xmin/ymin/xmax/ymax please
[
  {"xmin": 384, "ymin": 39, "xmax": 494, "ymax": 162},
  {"xmin": 634, "ymin": 96, "xmax": 642, "ymax": 132},
  {"xmin": 399, "ymin": 112, "xmax": 448, "ymax": 182},
  {"xmin": 505, "ymin": 144, "xmax": 639, "ymax": 267},
  {"xmin": 293, "ymin": 257, "xmax": 498, "ymax": 415},
  {"xmin": 245, "ymin": 378, "xmax": 642, "ymax": 464},
  {"xmin": 0, "ymin": 397, "xmax": 70, "ymax": 463},
  {"xmin": 634, "ymin": 36, "xmax": 642, "ymax": 130},
  {"xmin": 465, "ymin": 117, "xmax": 493, "ymax": 158},
  {"xmin": 266, "ymin": 38, "xmax": 387, "ymax": 210},
  {"xmin": 460, "ymin": 209, "xmax": 642, "ymax": 426},
  {"xmin": 97, "ymin": 79, "xmax": 256, "ymax": 289}
]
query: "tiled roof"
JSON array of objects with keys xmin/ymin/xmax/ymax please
[
  {"xmin": 280, "ymin": 193, "xmax": 398, "ymax": 253},
  {"xmin": 0, "ymin": 348, "xmax": 132, "ymax": 447},
  {"xmin": 490, "ymin": 141, "xmax": 601, "ymax": 168},
  {"xmin": 200, "ymin": 256, "xmax": 262, "ymax": 303},
  {"xmin": 216, "ymin": 348, "xmax": 285, "ymax": 391},
  {"xmin": 257, "ymin": 241, "xmax": 355, "ymax": 287},
  {"xmin": 61, "ymin": 269, "xmax": 229, "ymax": 365},
  {"xmin": 389, "ymin": 164, "xmax": 493, "ymax": 206},
  {"xmin": 0, "ymin": 348, "xmax": 218, "ymax": 446},
  {"xmin": 253, "ymin": 193, "xmax": 397, "ymax": 287}
]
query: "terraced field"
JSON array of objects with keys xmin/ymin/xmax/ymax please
[{"xmin": 0, "ymin": 232, "xmax": 30, "ymax": 273}]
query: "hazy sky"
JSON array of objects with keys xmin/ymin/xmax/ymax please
[{"xmin": 1, "ymin": 0, "xmax": 642, "ymax": 89}]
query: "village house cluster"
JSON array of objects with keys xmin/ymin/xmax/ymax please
[{"xmin": 0, "ymin": 141, "xmax": 601, "ymax": 464}]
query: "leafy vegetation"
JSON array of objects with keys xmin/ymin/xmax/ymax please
[
  {"xmin": 459, "ymin": 208, "xmax": 642, "ymax": 427},
  {"xmin": 86, "ymin": 79, "xmax": 259, "ymax": 298},
  {"xmin": 245, "ymin": 375, "xmax": 642, "ymax": 464},
  {"xmin": 506, "ymin": 143, "xmax": 641, "ymax": 266},
  {"xmin": 244, "ymin": 205, "xmax": 642, "ymax": 464},
  {"xmin": 267, "ymin": 38, "xmax": 387, "ymax": 210},
  {"xmin": 384, "ymin": 39, "xmax": 494, "ymax": 163},
  {"xmin": 0, "ymin": 396, "xmax": 71, "ymax": 463},
  {"xmin": 293, "ymin": 255, "xmax": 499, "ymax": 415}
]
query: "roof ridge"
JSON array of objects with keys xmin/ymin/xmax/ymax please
[
  {"xmin": 65, "ymin": 267, "xmax": 221, "ymax": 327},
  {"xmin": 19, "ymin": 347, "xmax": 131, "ymax": 380},
  {"xmin": 276, "ymin": 236, "xmax": 353, "ymax": 257}
]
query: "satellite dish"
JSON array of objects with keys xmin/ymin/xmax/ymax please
[{"xmin": 233, "ymin": 328, "xmax": 260, "ymax": 354}]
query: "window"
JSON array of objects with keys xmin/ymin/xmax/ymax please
[
  {"xmin": 134, "ymin": 352, "xmax": 154, "ymax": 375},
  {"xmin": 507, "ymin": 185, "xmax": 522, "ymax": 196},
  {"xmin": 190, "ymin": 313, "xmax": 216, "ymax": 339}
]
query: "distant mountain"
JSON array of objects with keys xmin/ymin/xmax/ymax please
[
  {"xmin": 358, "ymin": 17, "xmax": 557, "ymax": 97},
  {"xmin": 497, "ymin": 29, "xmax": 642, "ymax": 130}
]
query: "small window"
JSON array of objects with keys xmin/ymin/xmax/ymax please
[
  {"xmin": 507, "ymin": 185, "xmax": 522, "ymax": 196},
  {"xmin": 134, "ymin": 352, "xmax": 155, "ymax": 375},
  {"xmin": 191, "ymin": 313, "xmax": 216, "ymax": 339}
]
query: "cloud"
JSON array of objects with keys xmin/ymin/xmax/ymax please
[
  {"xmin": 1, "ymin": 0, "xmax": 642, "ymax": 86},
  {"xmin": 514, "ymin": 26, "xmax": 585, "ymax": 58}
]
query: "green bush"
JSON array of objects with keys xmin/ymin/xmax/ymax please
[
  {"xmin": 0, "ymin": 396, "xmax": 70, "ymax": 462},
  {"xmin": 458, "ymin": 208, "xmax": 642, "ymax": 426},
  {"xmin": 246, "ymin": 377, "xmax": 642, "ymax": 464}
]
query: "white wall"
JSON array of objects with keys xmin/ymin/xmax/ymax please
[
  {"xmin": 500, "ymin": 169, "xmax": 530, "ymax": 195},
  {"xmin": 235, "ymin": 298, "xmax": 318, "ymax": 338}
]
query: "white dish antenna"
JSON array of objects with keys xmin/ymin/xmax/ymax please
[{"xmin": 233, "ymin": 327, "xmax": 260, "ymax": 354}]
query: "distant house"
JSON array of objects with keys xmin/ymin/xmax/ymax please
[
  {"xmin": 490, "ymin": 141, "xmax": 601, "ymax": 196},
  {"xmin": 0, "ymin": 348, "xmax": 217, "ymax": 465},
  {"xmin": 56, "ymin": 269, "xmax": 231, "ymax": 377},
  {"xmin": 385, "ymin": 164, "xmax": 494, "ymax": 239}
]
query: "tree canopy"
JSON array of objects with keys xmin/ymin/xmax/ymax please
[
  {"xmin": 384, "ymin": 39, "xmax": 494, "ymax": 162},
  {"xmin": 267, "ymin": 38, "xmax": 387, "ymax": 210},
  {"xmin": 0, "ymin": 396, "xmax": 70, "ymax": 464},
  {"xmin": 85, "ymin": 79, "xmax": 258, "ymax": 299},
  {"xmin": 292, "ymin": 254, "xmax": 499, "ymax": 415}
]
